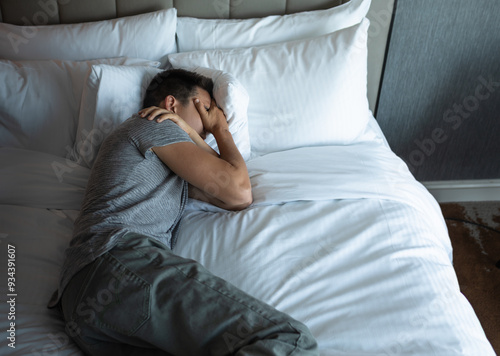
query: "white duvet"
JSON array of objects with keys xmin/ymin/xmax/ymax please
[{"xmin": 0, "ymin": 124, "xmax": 495, "ymax": 355}]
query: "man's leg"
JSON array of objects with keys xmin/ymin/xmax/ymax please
[{"xmin": 61, "ymin": 233, "xmax": 319, "ymax": 355}]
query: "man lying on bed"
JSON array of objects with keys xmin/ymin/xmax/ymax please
[{"xmin": 48, "ymin": 69, "xmax": 318, "ymax": 355}]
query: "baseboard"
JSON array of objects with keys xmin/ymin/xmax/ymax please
[{"xmin": 422, "ymin": 179, "xmax": 500, "ymax": 203}]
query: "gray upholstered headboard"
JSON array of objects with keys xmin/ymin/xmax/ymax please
[
  {"xmin": 0, "ymin": 0, "xmax": 353, "ymax": 23},
  {"xmin": 0, "ymin": 0, "xmax": 395, "ymax": 114}
]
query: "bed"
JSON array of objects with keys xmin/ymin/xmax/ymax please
[{"xmin": 0, "ymin": 0, "xmax": 496, "ymax": 355}]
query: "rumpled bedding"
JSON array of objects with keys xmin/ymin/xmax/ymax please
[{"xmin": 0, "ymin": 133, "xmax": 495, "ymax": 355}]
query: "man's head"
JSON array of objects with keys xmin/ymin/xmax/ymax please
[{"xmin": 143, "ymin": 69, "xmax": 214, "ymax": 137}]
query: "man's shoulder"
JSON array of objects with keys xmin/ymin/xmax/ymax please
[
  {"xmin": 116, "ymin": 114, "xmax": 143, "ymax": 133},
  {"xmin": 107, "ymin": 114, "xmax": 166, "ymax": 142},
  {"xmin": 108, "ymin": 113, "xmax": 192, "ymax": 157},
  {"xmin": 120, "ymin": 113, "xmax": 185, "ymax": 136}
]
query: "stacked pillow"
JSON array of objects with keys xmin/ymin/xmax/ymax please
[
  {"xmin": 0, "ymin": 9, "xmax": 177, "ymax": 65},
  {"xmin": 0, "ymin": 57, "xmax": 159, "ymax": 158},
  {"xmin": 0, "ymin": 0, "xmax": 373, "ymax": 163},
  {"xmin": 170, "ymin": 19, "xmax": 371, "ymax": 157},
  {"xmin": 0, "ymin": 9, "xmax": 177, "ymax": 160},
  {"xmin": 172, "ymin": 0, "xmax": 373, "ymax": 157},
  {"xmin": 176, "ymin": 0, "xmax": 370, "ymax": 52}
]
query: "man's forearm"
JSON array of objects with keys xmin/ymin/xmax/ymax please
[
  {"xmin": 193, "ymin": 98, "xmax": 252, "ymax": 209},
  {"xmin": 188, "ymin": 131, "xmax": 219, "ymax": 158},
  {"xmin": 211, "ymin": 125, "xmax": 245, "ymax": 169},
  {"xmin": 196, "ymin": 126, "xmax": 252, "ymax": 210},
  {"xmin": 188, "ymin": 184, "xmax": 249, "ymax": 211}
]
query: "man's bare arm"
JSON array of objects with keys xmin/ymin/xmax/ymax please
[
  {"xmin": 151, "ymin": 99, "xmax": 252, "ymax": 211},
  {"xmin": 140, "ymin": 107, "xmax": 219, "ymax": 158},
  {"xmin": 188, "ymin": 184, "xmax": 250, "ymax": 211}
]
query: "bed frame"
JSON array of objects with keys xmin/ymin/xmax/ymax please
[{"xmin": 0, "ymin": 0, "xmax": 395, "ymax": 113}]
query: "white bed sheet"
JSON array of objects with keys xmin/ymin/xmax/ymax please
[
  {"xmin": 175, "ymin": 132, "xmax": 493, "ymax": 355},
  {"xmin": 0, "ymin": 118, "xmax": 495, "ymax": 355}
]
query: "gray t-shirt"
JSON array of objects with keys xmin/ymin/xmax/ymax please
[{"xmin": 48, "ymin": 114, "xmax": 193, "ymax": 307}]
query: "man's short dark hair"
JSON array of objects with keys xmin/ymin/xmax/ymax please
[{"xmin": 143, "ymin": 69, "xmax": 214, "ymax": 108}]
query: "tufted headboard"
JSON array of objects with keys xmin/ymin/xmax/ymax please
[
  {"xmin": 0, "ymin": 0, "xmax": 395, "ymax": 113},
  {"xmin": 0, "ymin": 0, "xmax": 353, "ymax": 24}
]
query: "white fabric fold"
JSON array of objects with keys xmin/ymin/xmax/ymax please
[{"xmin": 187, "ymin": 140, "xmax": 446, "ymax": 234}]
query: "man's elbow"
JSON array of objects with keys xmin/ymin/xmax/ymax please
[
  {"xmin": 225, "ymin": 185, "xmax": 253, "ymax": 211},
  {"xmin": 231, "ymin": 194, "xmax": 253, "ymax": 211}
]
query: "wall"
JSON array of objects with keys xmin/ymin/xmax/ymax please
[{"xmin": 376, "ymin": 0, "xmax": 500, "ymax": 182}]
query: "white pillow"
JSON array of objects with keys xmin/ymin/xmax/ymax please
[
  {"xmin": 74, "ymin": 65, "xmax": 251, "ymax": 168},
  {"xmin": 0, "ymin": 9, "xmax": 177, "ymax": 66},
  {"xmin": 176, "ymin": 0, "xmax": 371, "ymax": 52},
  {"xmin": 168, "ymin": 19, "xmax": 372, "ymax": 157},
  {"xmin": 0, "ymin": 57, "xmax": 159, "ymax": 158}
]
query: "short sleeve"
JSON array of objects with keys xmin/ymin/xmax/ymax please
[{"xmin": 127, "ymin": 115, "xmax": 193, "ymax": 158}]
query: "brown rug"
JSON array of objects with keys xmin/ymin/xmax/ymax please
[{"xmin": 440, "ymin": 201, "xmax": 500, "ymax": 354}]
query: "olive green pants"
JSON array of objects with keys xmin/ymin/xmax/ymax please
[{"xmin": 60, "ymin": 233, "xmax": 319, "ymax": 355}]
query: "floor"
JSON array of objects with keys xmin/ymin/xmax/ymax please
[{"xmin": 439, "ymin": 200, "xmax": 500, "ymax": 354}]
